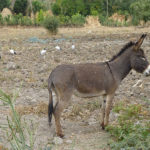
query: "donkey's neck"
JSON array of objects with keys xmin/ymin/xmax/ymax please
[{"xmin": 109, "ymin": 51, "xmax": 132, "ymax": 81}]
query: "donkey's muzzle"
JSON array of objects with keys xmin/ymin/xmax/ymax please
[{"xmin": 144, "ymin": 65, "xmax": 150, "ymax": 76}]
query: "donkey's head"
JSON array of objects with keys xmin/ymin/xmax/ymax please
[{"xmin": 130, "ymin": 34, "xmax": 150, "ymax": 76}]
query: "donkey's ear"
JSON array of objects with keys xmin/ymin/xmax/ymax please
[{"xmin": 134, "ymin": 34, "xmax": 147, "ymax": 51}]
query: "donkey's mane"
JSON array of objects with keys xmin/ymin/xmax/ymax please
[{"xmin": 109, "ymin": 41, "xmax": 135, "ymax": 62}]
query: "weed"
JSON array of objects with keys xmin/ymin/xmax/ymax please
[
  {"xmin": 106, "ymin": 102, "xmax": 150, "ymax": 150},
  {"xmin": 0, "ymin": 89, "xmax": 36, "ymax": 150}
]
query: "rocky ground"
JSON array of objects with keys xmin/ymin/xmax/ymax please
[{"xmin": 0, "ymin": 26, "xmax": 150, "ymax": 150}]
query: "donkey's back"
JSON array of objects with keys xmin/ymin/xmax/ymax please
[{"xmin": 48, "ymin": 63, "xmax": 114, "ymax": 96}]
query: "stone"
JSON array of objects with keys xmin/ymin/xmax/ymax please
[{"xmin": 53, "ymin": 137, "xmax": 63, "ymax": 145}]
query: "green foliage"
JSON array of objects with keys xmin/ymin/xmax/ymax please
[
  {"xmin": 32, "ymin": 0, "xmax": 45, "ymax": 14},
  {"xmin": 54, "ymin": 0, "xmax": 103, "ymax": 16},
  {"xmin": 13, "ymin": 0, "xmax": 28, "ymax": 15},
  {"xmin": 0, "ymin": 0, "xmax": 10, "ymax": 11},
  {"xmin": 43, "ymin": 15, "xmax": 59, "ymax": 34},
  {"xmin": 106, "ymin": 103, "xmax": 150, "ymax": 150},
  {"xmin": 71, "ymin": 13, "xmax": 85, "ymax": 26},
  {"xmin": 20, "ymin": 16, "xmax": 33, "ymax": 26},
  {"xmin": 0, "ymin": 14, "xmax": 4, "ymax": 25},
  {"xmin": 2, "ymin": 13, "xmax": 33, "ymax": 26},
  {"xmin": 35, "ymin": 9, "xmax": 45, "ymax": 25},
  {"xmin": 99, "ymin": 15, "xmax": 129, "ymax": 27},
  {"xmin": 51, "ymin": 3, "xmax": 61, "ymax": 16},
  {"xmin": 90, "ymin": 8, "xmax": 99, "ymax": 16},
  {"xmin": 130, "ymin": 0, "xmax": 150, "ymax": 23},
  {"xmin": 60, "ymin": 0, "xmax": 76, "ymax": 16},
  {"xmin": 0, "ymin": 89, "xmax": 36, "ymax": 149},
  {"xmin": 58, "ymin": 15, "xmax": 71, "ymax": 26}
]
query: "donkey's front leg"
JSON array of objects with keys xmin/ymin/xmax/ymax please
[
  {"xmin": 104, "ymin": 94, "xmax": 114, "ymax": 127},
  {"xmin": 101, "ymin": 98, "xmax": 106, "ymax": 129}
]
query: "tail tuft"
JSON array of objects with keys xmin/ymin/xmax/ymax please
[{"xmin": 48, "ymin": 95, "xmax": 53, "ymax": 126}]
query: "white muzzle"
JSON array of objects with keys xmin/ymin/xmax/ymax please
[{"xmin": 144, "ymin": 65, "xmax": 150, "ymax": 76}]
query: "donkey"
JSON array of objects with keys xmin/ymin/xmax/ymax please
[{"xmin": 48, "ymin": 34, "xmax": 150, "ymax": 137}]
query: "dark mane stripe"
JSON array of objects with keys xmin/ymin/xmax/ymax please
[{"xmin": 109, "ymin": 41, "xmax": 135, "ymax": 61}]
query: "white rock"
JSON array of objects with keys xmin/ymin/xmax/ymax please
[
  {"xmin": 88, "ymin": 117, "xmax": 96, "ymax": 125},
  {"xmin": 7, "ymin": 62, "xmax": 16, "ymax": 70},
  {"xmin": 65, "ymin": 140, "xmax": 72, "ymax": 144},
  {"xmin": 53, "ymin": 137, "xmax": 63, "ymax": 145}
]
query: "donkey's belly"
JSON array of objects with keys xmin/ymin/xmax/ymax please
[{"xmin": 73, "ymin": 89, "xmax": 106, "ymax": 98}]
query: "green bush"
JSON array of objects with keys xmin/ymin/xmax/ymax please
[
  {"xmin": 58, "ymin": 15, "xmax": 71, "ymax": 26},
  {"xmin": 20, "ymin": 16, "xmax": 33, "ymax": 26},
  {"xmin": 13, "ymin": 0, "xmax": 28, "ymax": 15},
  {"xmin": 43, "ymin": 15, "xmax": 59, "ymax": 34},
  {"xmin": 51, "ymin": 3, "xmax": 61, "ymax": 16},
  {"xmin": 2, "ymin": 13, "xmax": 33, "ymax": 26},
  {"xmin": 0, "ymin": 0, "xmax": 10, "ymax": 11},
  {"xmin": 0, "ymin": 14, "xmax": 4, "ymax": 25},
  {"xmin": 106, "ymin": 103, "xmax": 150, "ymax": 150},
  {"xmin": 35, "ymin": 9, "xmax": 45, "ymax": 25},
  {"xmin": 99, "ymin": 15, "xmax": 129, "ymax": 27},
  {"xmin": 32, "ymin": 0, "xmax": 45, "ymax": 14},
  {"xmin": 90, "ymin": 8, "xmax": 99, "ymax": 16},
  {"xmin": 71, "ymin": 13, "xmax": 85, "ymax": 26}
]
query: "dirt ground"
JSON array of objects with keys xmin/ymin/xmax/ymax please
[{"xmin": 0, "ymin": 26, "xmax": 150, "ymax": 150}]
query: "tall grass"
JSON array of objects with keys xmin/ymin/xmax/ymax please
[{"xmin": 0, "ymin": 89, "xmax": 36, "ymax": 150}]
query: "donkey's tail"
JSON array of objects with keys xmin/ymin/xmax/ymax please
[{"xmin": 48, "ymin": 77, "xmax": 53, "ymax": 126}]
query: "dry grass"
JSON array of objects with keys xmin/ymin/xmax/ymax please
[
  {"xmin": 12, "ymin": 102, "xmax": 48, "ymax": 116},
  {"xmin": 0, "ymin": 26, "xmax": 150, "ymax": 41},
  {"xmin": 85, "ymin": 16, "xmax": 101, "ymax": 28}
]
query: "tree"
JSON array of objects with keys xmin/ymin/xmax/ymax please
[
  {"xmin": 13, "ymin": 0, "xmax": 28, "ymax": 15},
  {"xmin": 0, "ymin": 0, "xmax": 10, "ymax": 11},
  {"xmin": 32, "ymin": 0, "xmax": 45, "ymax": 14},
  {"xmin": 130, "ymin": 0, "xmax": 150, "ymax": 22}
]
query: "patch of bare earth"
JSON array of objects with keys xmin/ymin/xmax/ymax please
[{"xmin": 0, "ymin": 26, "xmax": 150, "ymax": 149}]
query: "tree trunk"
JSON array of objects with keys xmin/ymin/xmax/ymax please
[{"xmin": 10, "ymin": 0, "xmax": 16, "ymax": 10}]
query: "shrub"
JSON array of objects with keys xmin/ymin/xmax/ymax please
[
  {"xmin": 32, "ymin": 0, "xmax": 45, "ymax": 14},
  {"xmin": 0, "ymin": 14, "xmax": 4, "ymax": 25},
  {"xmin": 90, "ymin": 8, "xmax": 99, "ymax": 16},
  {"xmin": 0, "ymin": 0, "xmax": 10, "ymax": 11},
  {"xmin": 20, "ymin": 16, "xmax": 33, "ymax": 26},
  {"xmin": 51, "ymin": 3, "xmax": 61, "ymax": 16},
  {"xmin": 35, "ymin": 9, "xmax": 45, "ymax": 25},
  {"xmin": 43, "ymin": 15, "xmax": 59, "ymax": 34},
  {"xmin": 2, "ymin": 13, "xmax": 33, "ymax": 26},
  {"xmin": 13, "ymin": 0, "xmax": 28, "ymax": 15},
  {"xmin": 71, "ymin": 13, "xmax": 85, "ymax": 26},
  {"xmin": 58, "ymin": 15, "xmax": 71, "ymax": 26},
  {"xmin": 99, "ymin": 15, "xmax": 129, "ymax": 27},
  {"xmin": 106, "ymin": 103, "xmax": 150, "ymax": 150}
]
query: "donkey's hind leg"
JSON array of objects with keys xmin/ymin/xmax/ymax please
[
  {"xmin": 53, "ymin": 90, "xmax": 73, "ymax": 138},
  {"xmin": 53, "ymin": 101, "xmax": 65, "ymax": 137},
  {"xmin": 101, "ymin": 99, "xmax": 106, "ymax": 129}
]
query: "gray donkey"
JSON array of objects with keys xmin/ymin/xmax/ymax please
[{"xmin": 48, "ymin": 34, "xmax": 150, "ymax": 137}]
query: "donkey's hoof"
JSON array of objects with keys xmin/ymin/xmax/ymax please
[
  {"xmin": 57, "ymin": 132, "xmax": 64, "ymax": 138},
  {"xmin": 101, "ymin": 123, "xmax": 105, "ymax": 130}
]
